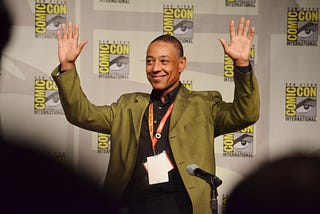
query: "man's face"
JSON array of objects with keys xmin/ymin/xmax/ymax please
[{"xmin": 146, "ymin": 41, "xmax": 186, "ymax": 97}]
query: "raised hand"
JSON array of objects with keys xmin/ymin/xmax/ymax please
[
  {"xmin": 219, "ymin": 17, "xmax": 255, "ymax": 67},
  {"xmin": 56, "ymin": 21, "xmax": 87, "ymax": 71}
]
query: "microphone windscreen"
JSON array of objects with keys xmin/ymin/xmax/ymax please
[{"xmin": 187, "ymin": 164, "xmax": 199, "ymax": 176}]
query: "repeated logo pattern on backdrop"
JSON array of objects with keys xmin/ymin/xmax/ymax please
[
  {"xmin": 35, "ymin": 0, "xmax": 67, "ymax": 38},
  {"xmin": 223, "ymin": 125, "xmax": 255, "ymax": 158},
  {"xmin": 34, "ymin": 76, "xmax": 63, "ymax": 115},
  {"xmin": 98, "ymin": 41, "xmax": 130, "ymax": 79},
  {"xmin": 287, "ymin": 7, "xmax": 319, "ymax": 46},
  {"xmin": 285, "ymin": 83, "xmax": 317, "ymax": 121},
  {"xmin": 163, "ymin": 5, "xmax": 194, "ymax": 43}
]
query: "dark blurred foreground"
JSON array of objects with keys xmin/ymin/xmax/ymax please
[
  {"xmin": 226, "ymin": 153, "xmax": 320, "ymax": 214},
  {"xmin": 0, "ymin": 138, "xmax": 118, "ymax": 213}
]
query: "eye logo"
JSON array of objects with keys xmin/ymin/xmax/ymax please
[
  {"xmin": 45, "ymin": 91, "xmax": 61, "ymax": 109},
  {"xmin": 46, "ymin": 15, "xmax": 66, "ymax": 32},
  {"xmin": 110, "ymin": 55, "xmax": 129, "ymax": 72},
  {"xmin": 35, "ymin": 1, "xmax": 67, "ymax": 38},
  {"xmin": 233, "ymin": 133, "xmax": 253, "ymax": 153},
  {"xmin": 98, "ymin": 41, "xmax": 130, "ymax": 79},
  {"xmin": 223, "ymin": 125, "xmax": 254, "ymax": 158},
  {"xmin": 285, "ymin": 83, "xmax": 317, "ymax": 121},
  {"xmin": 163, "ymin": 5, "xmax": 194, "ymax": 43},
  {"xmin": 287, "ymin": 8, "xmax": 319, "ymax": 46},
  {"xmin": 34, "ymin": 77, "xmax": 63, "ymax": 115}
]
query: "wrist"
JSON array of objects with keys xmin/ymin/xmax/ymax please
[
  {"xmin": 60, "ymin": 62, "xmax": 75, "ymax": 71},
  {"xmin": 234, "ymin": 60, "xmax": 250, "ymax": 67},
  {"xmin": 236, "ymin": 64, "xmax": 251, "ymax": 73}
]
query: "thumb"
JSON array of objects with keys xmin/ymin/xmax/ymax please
[
  {"xmin": 78, "ymin": 40, "xmax": 88, "ymax": 53},
  {"xmin": 218, "ymin": 38, "xmax": 228, "ymax": 52}
]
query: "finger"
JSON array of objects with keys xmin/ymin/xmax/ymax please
[
  {"xmin": 218, "ymin": 38, "xmax": 228, "ymax": 52},
  {"xmin": 248, "ymin": 26, "xmax": 255, "ymax": 43},
  {"xmin": 74, "ymin": 24, "xmax": 79, "ymax": 42},
  {"xmin": 243, "ymin": 19, "xmax": 250, "ymax": 37},
  {"xmin": 229, "ymin": 20, "xmax": 235, "ymax": 42},
  {"xmin": 67, "ymin": 21, "xmax": 73, "ymax": 39},
  {"xmin": 56, "ymin": 30, "xmax": 62, "ymax": 46},
  {"xmin": 61, "ymin": 23, "xmax": 67, "ymax": 40},
  {"xmin": 78, "ymin": 41, "xmax": 88, "ymax": 53},
  {"xmin": 237, "ymin": 17, "xmax": 245, "ymax": 36}
]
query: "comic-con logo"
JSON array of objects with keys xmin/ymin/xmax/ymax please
[
  {"xmin": 163, "ymin": 5, "xmax": 194, "ymax": 43},
  {"xmin": 35, "ymin": 1, "xmax": 67, "ymax": 38},
  {"xmin": 34, "ymin": 76, "xmax": 63, "ymax": 114},
  {"xmin": 223, "ymin": 125, "xmax": 254, "ymax": 157},
  {"xmin": 182, "ymin": 80, "xmax": 193, "ymax": 91},
  {"xmin": 285, "ymin": 83, "xmax": 317, "ymax": 121},
  {"xmin": 97, "ymin": 133, "xmax": 111, "ymax": 154},
  {"xmin": 99, "ymin": 41, "xmax": 129, "ymax": 79},
  {"xmin": 287, "ymin": 8, "xmax": 319, "ymax": 46},
  {"xmin": 225, "ymin": 0, "xmax": 256, "ymax": 7},
  {"xmin": 224, "ymin": 46, "xmax": 255, "ymax": 82}
]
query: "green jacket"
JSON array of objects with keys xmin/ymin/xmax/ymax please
[{"xmin": 52, "ymin": 66, "xmax": 259, "ymax": 214}]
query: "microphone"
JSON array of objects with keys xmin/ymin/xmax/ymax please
[{"xmin": 187, "ymin": 164, "xmax": 222, "ymax": 187}]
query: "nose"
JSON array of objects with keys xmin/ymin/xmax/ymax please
[{"xmin": 152, "ymin": 60, "xmax": 161, "ymax": 72}]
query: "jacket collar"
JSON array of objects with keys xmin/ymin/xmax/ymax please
[
  {"xmin": 130, "ymin": 94, "xmax": 150, "ymax": 142},
  {"xmin": 170, "ymin": 85, "xmax": 191, "ymax": 129},
  {"xmin": 129, "ymin": 86, "xmax": 192, "ymax": 142}
]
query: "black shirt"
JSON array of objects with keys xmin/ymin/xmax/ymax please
[{"xmin": 123, "ymin": 83, "xmax": 192, "ymax": 214}]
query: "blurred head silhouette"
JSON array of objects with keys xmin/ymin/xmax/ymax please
[
  {"xmin": 0, "ymin": 0, "xmax": 12, "ymax": 53},
  {"xmin": 226, "ymin": 153, "xmax": 320, "ymax": 214}
]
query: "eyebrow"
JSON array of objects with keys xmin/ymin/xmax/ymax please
[{"xmin": 146, "ymin": 55, "xmax": 171, "ymax": 58}]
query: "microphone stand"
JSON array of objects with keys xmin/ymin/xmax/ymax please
[
  {"xmin": 186, "ymin": 164, "xmax": 222, "ymax": 214},
  {"xmin": 208, "ymin": 175, "xmax": 222, "ymax": 214}
]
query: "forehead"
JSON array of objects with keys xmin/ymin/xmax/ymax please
[{"xmin": 146, "ymin": 41, "xmax": 178, "ymax": 58}]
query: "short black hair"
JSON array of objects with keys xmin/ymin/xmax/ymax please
[{"xmin": 149, "ymin": 35, "xmax": 184, "ymax": 58}]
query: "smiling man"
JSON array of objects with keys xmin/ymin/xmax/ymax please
[
  {"xmin": 52, "ymin": 17, "xmax": 260, "ymax": 213},
  {"xmin": 145, "ymin": 36, "xmax": 186, "ymax": 100}
]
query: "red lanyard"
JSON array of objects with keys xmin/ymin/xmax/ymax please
[{"xmin": 148, "ymin": 102, "xmax": 174, "ymax": 154}]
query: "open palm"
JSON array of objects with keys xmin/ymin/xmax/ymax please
[
  {"xmin": 56, "ymin": 21, "xmax": 87, "ymax": 71},
  {"xmin": 219, "ymin": 17, "xmax": 255, "ymax": 67}
]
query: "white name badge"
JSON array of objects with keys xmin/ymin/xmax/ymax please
[{"xmin": 144, "ymin": 151, "xmax": 174, "ymax": 185}]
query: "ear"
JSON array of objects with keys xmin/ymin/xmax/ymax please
[{"xmin": 178, "ymin": 56, "xmax": 187, "ymax": 73}]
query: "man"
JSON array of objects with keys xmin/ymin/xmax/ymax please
[{"xmin": 52, "ymin": 17, "xmax": 259, "ymax": 213}]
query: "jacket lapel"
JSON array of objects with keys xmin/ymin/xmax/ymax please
[
  {"xmin": 170, "ymin": 86, "xmax": 191, "ymax": 129},
  {"xmin": 128, "ymin": 86, "xmax": 191, "ymax": 142},
  {"xmin": 130, "ymin": 95, "xmax": 150, "ymax": 143}
]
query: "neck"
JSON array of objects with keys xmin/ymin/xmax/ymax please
[
  {"xmin": 152, "ymin": 82, "xmax": 181, "ymax": 104},
  {"xmin": 153, "ymin": 90, "xmax": 167, "ymax": 103}
]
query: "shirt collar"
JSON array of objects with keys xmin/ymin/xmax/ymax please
[{"xmin": 151, "ymin": 82, "xmax": 182, "ymax": 105}]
